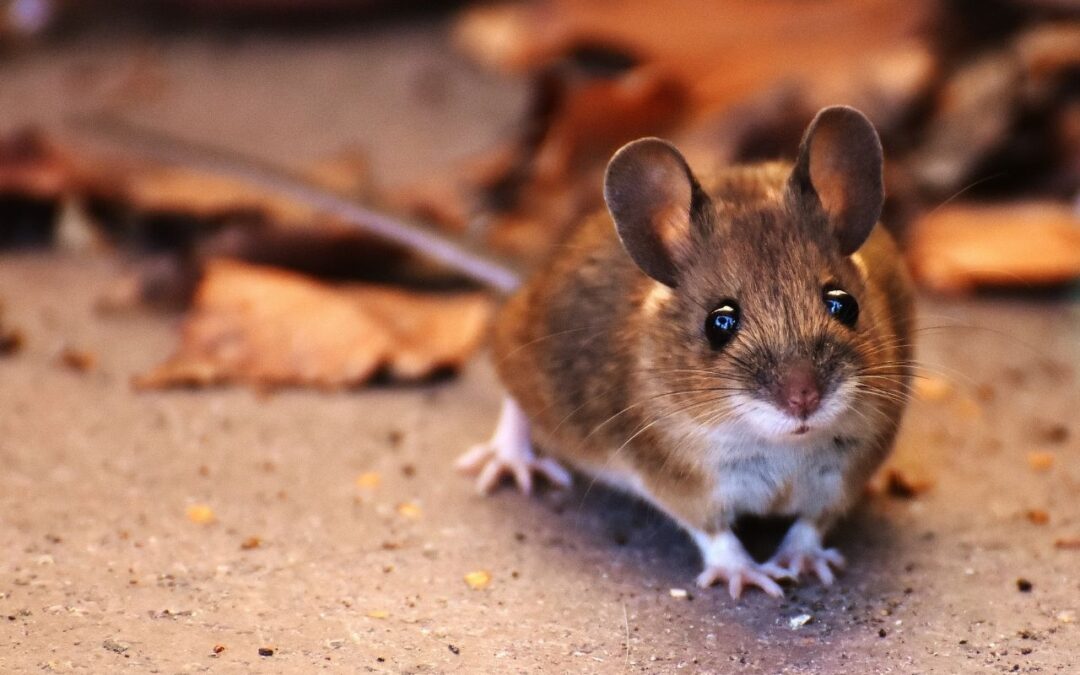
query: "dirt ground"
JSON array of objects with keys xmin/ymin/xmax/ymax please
[{"xmin": 1, "ymin": 17, "xmax": 1079, "ymax": 675}]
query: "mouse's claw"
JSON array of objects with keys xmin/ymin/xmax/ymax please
[
  {"xmin": 692, "ymin": 529, "xmax": 785, "ymax": 599},
  {"xmin": 455, "ymin": 397, "xmax": 571, "ymax": 495},
  {"xmin": 696, "ymin": 562, "xmax": 785, "ymax": 599},
  {"xmin": 765, "ymin": 520, "xmax": 845, "ymax": 586}
]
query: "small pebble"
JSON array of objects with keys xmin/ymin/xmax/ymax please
[
  {"xmin": 788, "ymin": 614, "xmax": 813, "ymax": 630},
  {"xmin": 464, "ymin": 570, "xmax": 492, "ymax": 590},
  {"xmin": 258, "ymin": 647, "xmax": 274, "ymax": 657}
]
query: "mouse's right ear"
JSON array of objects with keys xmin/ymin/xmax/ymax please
[
  {"xmin": 604, "ymin": 138, "xmax": 700, "ymax": 288},
  {"xmin": 787, "ymin": 106, "xmax": 884, "ymax": 256}
]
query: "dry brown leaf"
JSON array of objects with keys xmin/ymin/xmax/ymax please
[
  {"xmin": 135, "ymin": 260, "xmax": 492, "ymax": 390},
  {"xmin": 78, "ymin": 146, "xmax": 373, "ymax": 228},
  {"xmin": 393, "ymin": 67, "xmax": 686, "ymax": 267},
  {"xmin": 0, "ymin": 128, "xmax": 72, "ymax": 199},
  {"xmin": 454, "ymin": 0, "xmax": 933, "ymax": 116},
  {"xmin": 908, "ymin": 202, "xmax": 1080, "ymax": 294},
  {"xmin": 883, "ymin": 469, "xmax": 935, "ymax": 499}
]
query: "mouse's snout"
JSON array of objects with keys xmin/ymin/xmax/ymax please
[{"xmin": 771, "ymin": 359, "xmax": 822, "ymax": 420}]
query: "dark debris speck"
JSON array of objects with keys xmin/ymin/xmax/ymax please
[
  {"xmin": 878, "ymin": 628, "xmax": 888, "ymax": 638},
  {"xmin": 1017, "ymin": 578, "xmax": 1033, "ymax": 592},
  {"xmin": 448, "ymin": 644, "xmax": 460, "ymax": 655},
  {"xmin": 258, "ymin": 647, "xmax": 274, "ymax": 657}
]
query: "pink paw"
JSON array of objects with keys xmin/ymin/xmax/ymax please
[
  {"xmin": 768, "ymin": 546, "xmax": 845, "ymax": 586},
  {"xmin": 456, "ymin": 397, "xmax": 571, "ymax": 495},
  {"xmin": 766, "ymin": 520, "xmax": 846, "ymax": 586},
  {"xmin": 455, "ymin": 442, "xmax": 571, "ymax": 495},
  {"xmin": 696, "ymin": 561, "xmax": 784, "ymax": 599},
  {"xmin": 692, "ymin": 529, "xmax": 785, "ymax": 599}
]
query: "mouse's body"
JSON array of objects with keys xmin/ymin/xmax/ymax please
[{"xmin": 457, "ymin": 106, "xmax": 914, "ymax": 598}]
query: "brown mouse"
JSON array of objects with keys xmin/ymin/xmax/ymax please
[
  {"xmin": 85, "ymin": 105, "xmax": 913, "ymax": 599},
  {"xmin": 457, "ymin": 106, "xmax": 915, "ymax": 598}
]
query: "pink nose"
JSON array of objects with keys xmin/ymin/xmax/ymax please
[{"xmin": 775, "ymin": 361, "xmax": 821, "ymax": 420}]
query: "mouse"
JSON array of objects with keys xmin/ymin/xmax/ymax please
[
  {"xmin": 456, "ymin": 105, "xmax": 915, "ymax": 598},
  {"xmin": 84, "ymin": 105, "xmax": 913, "ymax": 599}
]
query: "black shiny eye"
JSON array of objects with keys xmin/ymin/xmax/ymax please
[
  {"xmin": 823, "ymin": 287, "xmax": 859, "ymax": 327},
  {"xmin": 705, "ymin": 301, "xmax": 740, "ymax": 350}
]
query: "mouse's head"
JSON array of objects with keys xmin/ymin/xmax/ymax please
[{"xmin": 604, "ymin": 106, "xmax": 897, "ymax": 442}]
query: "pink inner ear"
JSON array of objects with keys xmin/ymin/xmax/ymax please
[
  {"xmin": 807, "ymin": 122, "xmax": 851, "ymax": 221},
  {"xmin": 653, "ymin": 201, "xmax": 692, "ymax": 254}
]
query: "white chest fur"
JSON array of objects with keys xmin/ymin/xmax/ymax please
[{"xmin": 703, "ymin": 425, "xmax": 858, "ymax": 520}]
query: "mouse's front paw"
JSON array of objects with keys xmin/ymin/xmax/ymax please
[
  {"xmin": 692, "ymin": 529, "xmax": 784, "ymax": 599},
  {"xmin": 696, "ymin": 561, "xmax": 784, "ymax": 599},
  {"xmin": 455, "ymin": 440, "xmax": 571, "ymax": 496},
  {"xmin": 767, "ymin": 546, "xmax": 845, "ymax": 586},
  {"xmin": 456, "ymin": 396, "xmax": 570, "ymax": 495},
  {"xmin": 766, "ymin": 520, "xmax": 845, "ymax": 586}
]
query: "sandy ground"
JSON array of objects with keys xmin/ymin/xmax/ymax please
[{"xmin": 1, "ymin": 16, "xmax": 1079, "ymax": 675}]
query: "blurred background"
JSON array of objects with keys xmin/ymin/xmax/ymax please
[
  {"xmin": 0, "ymin": 0, "xmax": 1075, "ymax": 387},
  {"xmin": 0, "ymin": 1, "xmax": 1078, "ymax": 671}
]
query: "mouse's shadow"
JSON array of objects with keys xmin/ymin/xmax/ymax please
[{"xmin": 527, "ymin": 478, "xmax": 907, "ymax": 610}]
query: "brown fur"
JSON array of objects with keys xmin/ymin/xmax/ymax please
[{"xmin": 492, "ymin": 158, "xmax": 913, "ymax": 536}]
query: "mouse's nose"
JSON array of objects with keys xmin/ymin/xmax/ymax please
[{"xmin": 774, "ymin": 360, "xmax": 821, "ymax": 420}]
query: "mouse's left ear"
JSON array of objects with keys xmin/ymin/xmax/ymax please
[
  {"xmin": 604, "ymin": 137, "xmax": 703, "ymax": 288},
  {"xmin": 787, "ymin": 106, "xmax": 884, "ymax": 255}
]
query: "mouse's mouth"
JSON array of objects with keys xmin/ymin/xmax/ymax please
[{"xmin": 728, "ymin": 380, "xmax": 856, "ymax": 442}]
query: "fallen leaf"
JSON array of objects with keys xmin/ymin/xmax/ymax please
[
  {"xmin": 0, "ymin": 128, "xmax": 71, "ymax": 200},
  {"xmin": 240, "ymin": 536, "xmax": 262, "ymax": 550},
  {"xmin": 396, "ymin": 502, "xmax": 422, "ymax": 519},
  {"xmin": 454, "ymin": 0, "xmax": 932, "ymax": 116},
  {"xmin": 0, "ymin": 128, "xmax": 72, "ymax": 248},
  {"xmin": 366, "ymin": 609, "xmax": 390, "ymax": 619},
  {"xmin": 1054, "ymin": 539, "xmax": 1080, "ymax": 551},
  {"xmin": 185, "ymin": 504, "xmax": 216, "ymax": 524},
  {"xmin": 134, "ymin": 260, "xmax": 492, "ymax": 390},
  {"xmin": 884, "ymin": 469, "xmax": 934, "ymax": 499},
  {"xmin": 464, "ymin": 570, "xmax": 492, "ymax": 590},
  {"xmin": 908, "ymin": 202, "xmax": 1080, "ymax": 294}
]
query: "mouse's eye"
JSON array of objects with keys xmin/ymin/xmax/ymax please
[
  {"xmin": 823, "ymin": 286, "xmax": 859, "ymax": 327},
  {"xmin": 705, "ymin": 301, "xmax": 740, "ymax": 350}
]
